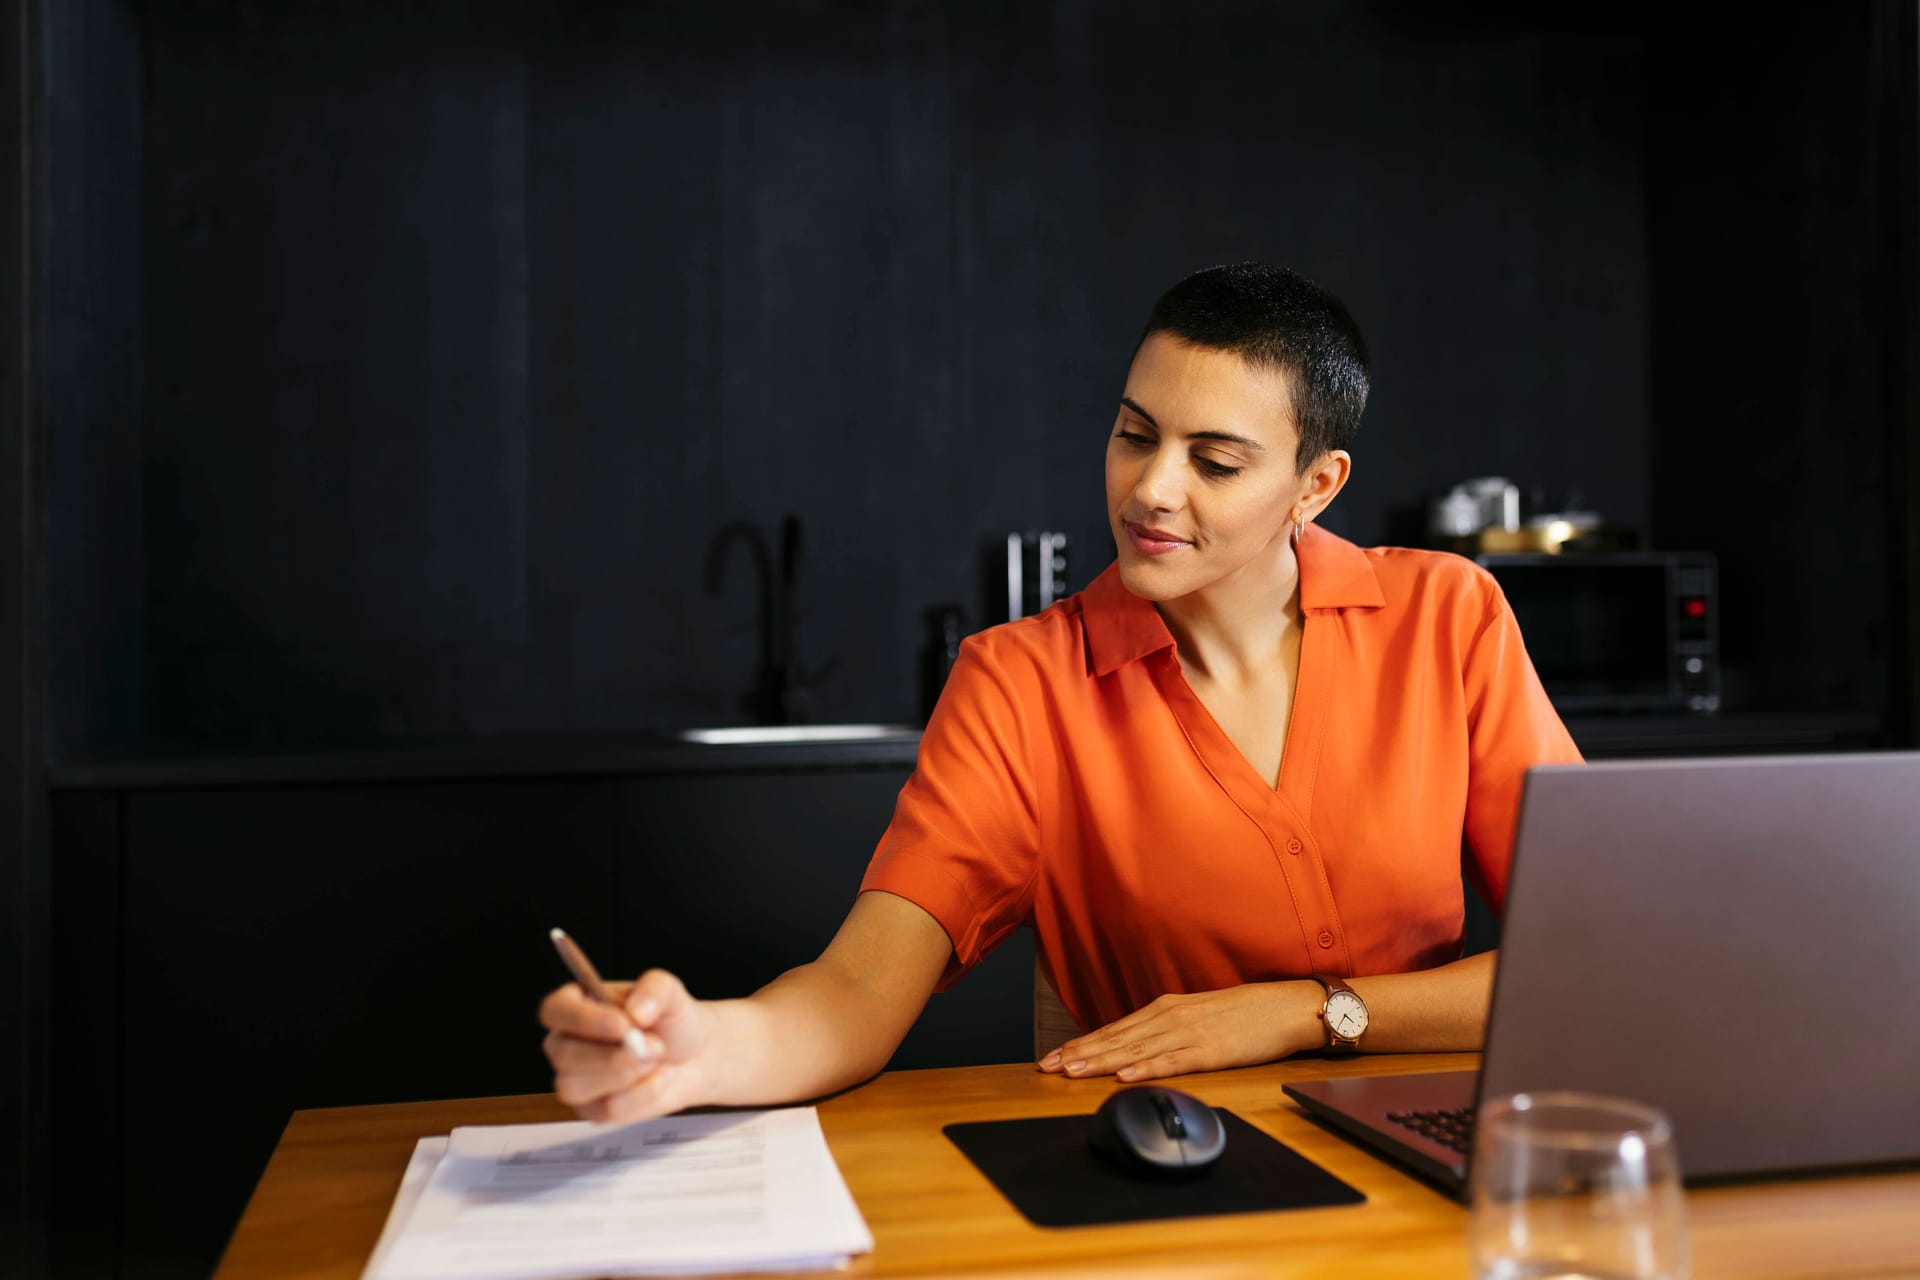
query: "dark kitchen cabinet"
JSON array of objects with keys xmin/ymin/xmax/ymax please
[
  {"xmin": 600, "ymin": 770, "xmax": 1035, "ymax": 1077},
  {"xmin": 49, "ymin": 758, "xmax": 1032, "ymax": 1280}
]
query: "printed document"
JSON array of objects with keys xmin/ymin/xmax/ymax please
[{"xmin": 363, "ymin": 1108, "xmax": 872, "ymax": 1280}]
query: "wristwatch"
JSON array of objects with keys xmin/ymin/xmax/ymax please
[{"xmin": 1313, "ymin": 974, "xmax": 1370, "ymax": 1053}]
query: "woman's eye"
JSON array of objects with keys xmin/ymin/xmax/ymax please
[
  {"xmin": 1196, "ymin": 456, "xmax": 1244, "ymax": 478},
  {"xmin": 1113, "ymin": 430, "xmax": 1153, "ymax": 447}
]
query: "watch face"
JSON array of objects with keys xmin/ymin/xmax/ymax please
[{"xmin": 1326, "ymin": 990, "xmax": 1369, "ymax": 1040}]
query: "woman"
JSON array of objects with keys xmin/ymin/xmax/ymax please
[{"xmin": 541, "ymin": 262, "xmax": 1580, "ymax": 1124}]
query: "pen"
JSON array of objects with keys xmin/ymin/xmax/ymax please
[{"xmin": 549, "ymin": 927, "xmax": 653, "ymax": 1061}]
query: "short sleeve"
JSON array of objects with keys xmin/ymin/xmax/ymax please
[
  {"xmin": 1460, "ymin": 579, "xmax": 1583, "ymax": 915},
  {"xmin": 859, "ymin": 634, "xmax": 1042, "ymax": 989}
]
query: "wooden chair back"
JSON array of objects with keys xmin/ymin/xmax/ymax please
[{"xmin": 1032, "ymin": 959, "xmax": 1080, "ymax": 1060}]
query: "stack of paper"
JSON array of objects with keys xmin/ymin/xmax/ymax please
[{"xmin": 363, "ymin": 1108, "xmax": 873, "ymax": 1279}]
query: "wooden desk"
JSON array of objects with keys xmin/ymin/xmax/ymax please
[{"xmin": 216, "ymin": 1055, "xmax": 1920, "ymax": 1279}]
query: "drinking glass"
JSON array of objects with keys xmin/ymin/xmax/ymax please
[{"xmin": 1468, "ymin": 1091, "xmax": 1690, "ymax": 1280}]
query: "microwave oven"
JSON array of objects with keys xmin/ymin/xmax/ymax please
[{"xmin": 1474, "ymin": 551, "xmax": 1720, "ymax": 713}]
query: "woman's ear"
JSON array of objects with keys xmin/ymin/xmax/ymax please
[{"xmin": 1300, "ymin": 449, "xmax": 1352, "ymax": 521}]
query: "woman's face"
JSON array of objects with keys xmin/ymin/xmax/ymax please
[{"xmin": 1104, "ymin": 333, "xmax": 1341, "ymax": 604}]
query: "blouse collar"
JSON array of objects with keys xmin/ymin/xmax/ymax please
[{"xmin": 1082, "ymin": 522, "xmax": 1386, "ymax": 676}]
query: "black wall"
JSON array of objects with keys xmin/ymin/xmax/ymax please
[
  {"xmin": 3, "ymin": 0, "xmax": 47, "ymax": 1272},
  {"xmin": 41, "ymin": 0, "xmax": 141, "ymax": 761},
  {"xmin": 1646, "ymin": 3, "xmax": 1912, "ymax": 718},
  {"xmin": 48, "ymin": 0, "xmax": 1669, "ymax": 758},
  {"xmin": 1887, "ymin": 0, "xmax": 1920, "ymax": 748}
]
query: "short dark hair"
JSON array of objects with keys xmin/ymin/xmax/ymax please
[{"xmin": 1139, "ymin": 262, "xmax": 1370, "ymax": 473}]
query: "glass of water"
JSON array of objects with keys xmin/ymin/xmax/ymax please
[{"xmin": 1469, "ymin": 1092, "xmax": 1690, "ymax": 1280}]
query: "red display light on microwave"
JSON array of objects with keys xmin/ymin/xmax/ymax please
[{"xmin": 1683, "ymin": 598, "xmax": 1707, "ymax": 618}]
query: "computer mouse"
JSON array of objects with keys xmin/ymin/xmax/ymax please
[{"xmin": 1087, "ymin": 1085, "xmax": 1227, "ymax": 1176}]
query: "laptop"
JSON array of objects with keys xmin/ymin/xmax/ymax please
[{"xmin": 1283, "ymin": 752, "xmax": 1920, "ymax": 1197}]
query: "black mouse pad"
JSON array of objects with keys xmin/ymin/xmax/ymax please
[{"xmin": 942, "ymin": 1108, "xmax": 1365, "ymax": 1228}]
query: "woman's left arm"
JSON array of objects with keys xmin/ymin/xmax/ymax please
[{"xmin": 1038, "ymin": 950, "xmax": 1496, "ymax": 1081}]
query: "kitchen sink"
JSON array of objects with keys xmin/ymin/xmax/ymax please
[{"xmin": 674, "ymin": 723, "xmax": 920, "ymax": 746}]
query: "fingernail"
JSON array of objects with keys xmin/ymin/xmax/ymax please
[
  {"xmin": 1039, "ymin": 1050, "xmax": 1061, "ymax": 1070},
  {"xmin": 630, "ymin": 996, "xmax": 659, "ymax": 1021},
  {"xmin": 1117, "ymin": 1065, "xmax": 1138, "ymax": 1080},
  {"xmin": 1065, "ymin": 1060, "xmax": 1086, "ymax": 1075}
]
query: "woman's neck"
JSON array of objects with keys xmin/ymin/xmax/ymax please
[{"xmin": 1154, "ymin": 542, "xmax": 1304, "ymax": 685}]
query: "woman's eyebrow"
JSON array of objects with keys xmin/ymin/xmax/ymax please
[
  {"xmin": 1118, "ymin": 396, "xmax": 1162, "ymax": 429},
  {"xmin": 1118, "ymin": 396, "xmax": 1266, "ymax": 452},
  {"xmin": 1191, "ymin": 430, "xmax": 1267, "ymax": 452}
]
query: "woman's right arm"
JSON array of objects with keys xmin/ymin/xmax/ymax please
[{"xmin": 539, "ymin": 888, "xmax": 953, "ymax": 1125}]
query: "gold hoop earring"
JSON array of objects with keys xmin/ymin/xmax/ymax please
[{"xmin": 1293, "ymin": 512, "xmax": 1307, "ymax": 543}]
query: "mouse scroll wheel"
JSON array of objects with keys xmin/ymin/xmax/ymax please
[{"xmin": 1152, "ymin": 1095, "xmax": 1187, "ymax": 1139}]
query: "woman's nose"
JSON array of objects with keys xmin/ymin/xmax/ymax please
[{"xmin": 1133, "ymin": 451, "xmax": 1185, "ymax": 512}]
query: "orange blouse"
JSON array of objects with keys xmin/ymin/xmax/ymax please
[{"xmin": 859, "ymin": 523, "xmax": 1582, "ymax": 1032}]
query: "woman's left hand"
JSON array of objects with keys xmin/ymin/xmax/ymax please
[{"xmin": 1038, "ymin": 981, "xmax": 1327, "ymax": 1081}]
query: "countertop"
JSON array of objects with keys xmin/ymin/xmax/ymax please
[
  {"xmin": 47, "ymin": 729, "xmax": 926, "ymax": 790},
  {"xmin": 45, "ymin": 709, "xmax": 1882, "ymax": 791}
]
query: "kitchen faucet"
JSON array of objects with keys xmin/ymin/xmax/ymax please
[{"xmin": 705, "ymin": 514, "xmax": 832, "ymax": 724}]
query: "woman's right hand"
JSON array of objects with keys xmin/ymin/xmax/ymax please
[{"xmin": 540, "ymin": 968, "xmax": 713, "ymax": 1125}]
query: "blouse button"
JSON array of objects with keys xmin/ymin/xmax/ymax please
[
  {"xmin": 1317, "ymin": 930, "xmax": 1335, "ymax": 949},
  {"xmin": 1285, "ymin": 837, "xmax": 1303, "ymax": 854}
]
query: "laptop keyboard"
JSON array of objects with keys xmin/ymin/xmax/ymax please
[{"xmin": 1387, "ymin": 1106, "xmax": 1476, "ymax": 1154}]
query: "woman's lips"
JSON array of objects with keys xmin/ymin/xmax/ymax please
[{"xmin": 1125, "ymin": 521, "xmax": 1190, "ymax": 556}]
